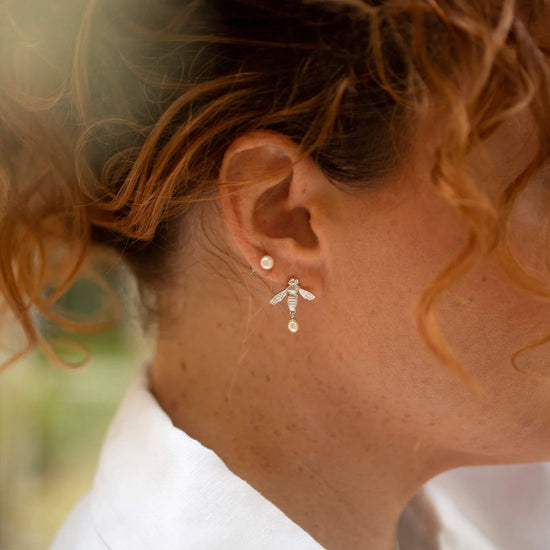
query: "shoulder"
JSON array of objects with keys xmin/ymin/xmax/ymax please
[{"xmin": 48, "ymin": 491, "xmax": 108, "ymax": 550}]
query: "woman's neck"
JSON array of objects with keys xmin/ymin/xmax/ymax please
[{"xmin": 148, "ymin": 282, "xmax": 445, "ymax": 550}]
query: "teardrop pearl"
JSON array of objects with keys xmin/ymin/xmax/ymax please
[{"xmin": 288, "ymin": 319, "xmax": 299, "ymax": 333}]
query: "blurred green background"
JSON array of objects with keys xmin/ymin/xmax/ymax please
[{"xmin": 0, "ymin": 261, "xmax": 154, "ymax": 549}]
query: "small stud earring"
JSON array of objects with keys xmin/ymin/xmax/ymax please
[
  {"xmin": 260, "ymin": 255, "xmax": 274, "ymax": 271},
  {"xmin": 270, "ymin": 277, "xmax": 315, "ymax": 333}
]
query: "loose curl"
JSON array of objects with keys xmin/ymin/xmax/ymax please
[{"xmin": 1, "ymin": 0, "xmax": 549, "ymax": 388}]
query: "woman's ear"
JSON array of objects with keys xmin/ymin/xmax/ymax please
[{"xmin": 217, "ymin": 130, "xmax": 330, "ymax": 292}]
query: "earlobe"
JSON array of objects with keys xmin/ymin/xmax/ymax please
[{"xmin": 217, "ymin": 131, "xmax": 325, "ymax": 290}]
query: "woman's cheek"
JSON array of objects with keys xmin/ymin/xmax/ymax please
[{"xmin": 506, "ymin": 175, "xmax": 550, "ymax": 278}]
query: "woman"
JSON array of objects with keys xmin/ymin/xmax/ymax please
[{"xmin": 1, "ymin": 0, "xmax": 550, "ymax": 548}]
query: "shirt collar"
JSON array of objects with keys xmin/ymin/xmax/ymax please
[{"xmin": 90, "ymin": 362, "xmax": 325, "ymax": 550}]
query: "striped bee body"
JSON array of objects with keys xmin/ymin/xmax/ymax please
[{"xmin": 286, "ymin": 290, "xmax": 298, "ymax": 315}]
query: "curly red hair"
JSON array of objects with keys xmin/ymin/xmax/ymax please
[{"xmin": 0, "ymin": 0, "xmax": 549, "ymax": 388}]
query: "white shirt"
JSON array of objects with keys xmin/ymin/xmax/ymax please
[{"xmin": 48, "ymin": 362, "xmax": 550, "ymax": 550}]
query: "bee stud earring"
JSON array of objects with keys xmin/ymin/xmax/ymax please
[{"xmin": 270, "ymin": 277, "xmax": 315, "ymax": 333}]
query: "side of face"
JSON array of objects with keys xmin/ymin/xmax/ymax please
[
  {"xmin": 306, "ymin": 110, "xmax": 550, "ymax": 467},
  {"xmin": 214, "ymin": 105, "xmax": 550, "ymax": 472}
]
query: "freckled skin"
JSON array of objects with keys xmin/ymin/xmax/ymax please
[{"xmin": 150, "ymin": 105, "xmax": 550, "ymax": 550}]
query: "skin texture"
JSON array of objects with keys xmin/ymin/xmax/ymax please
[{"xmin": 148, "ymin": 110, "xmax": 550, "ymax": 550}]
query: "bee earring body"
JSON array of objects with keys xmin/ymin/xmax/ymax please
[{"xmin": 269, "ymin": 278, "xmax": 315, "ymax": 333}]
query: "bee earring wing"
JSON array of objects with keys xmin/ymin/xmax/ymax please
[
  {"xmin": 298, "ymin": 288, "xmax": 315, "ymax": 301},
  {"xmin": 270, "ymin": 289, "xmax": 288, "ymax": 305}
]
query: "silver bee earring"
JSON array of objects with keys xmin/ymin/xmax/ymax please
[
  {"xmin": 249, "ymin": 257, "xmax": 315, "ymax": 332},
  {"xmin": 270, "ymin": 278, "xmax": 315, "ymax": 333}
]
